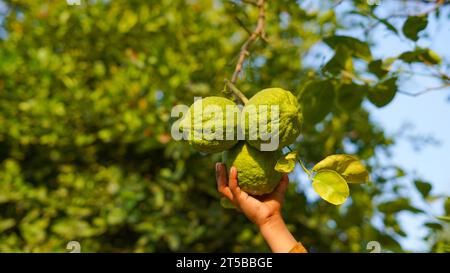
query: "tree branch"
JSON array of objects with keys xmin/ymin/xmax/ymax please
[
  {"xmin": 398, "ymin": 83, "xmax": 450, "ymax": 97},
  {"xmin": 387, "ymin": 0, "xmax": 445, "ymax": 18},
  {"xmin": 418, "ymin": 0, "xmax": 445, "ymax": 16},
  {"xmin": 241, "ymin": 0, "xmax": 258, "ymax": 7},
  {"xmin": 224, "ymin": 79, "xmax": 249, "ymax": 104},
  {"xmin": 233, "ymin": 15, "xmax": 253, "ymax": 36},
  {"xmin": 230, "ymin": 0, "xmax": 266, "ymax": 85}
]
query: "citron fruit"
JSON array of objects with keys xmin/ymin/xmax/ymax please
[
  {"xmin": 180, "ymin": 96, "xmax": 240, "ymax": 153},
  {"xmin": 241, "ymin": 88, "xmax": 302, "ymax": 151},
  {"xmin": 222, "ymin": 142, "xmax": 283, "ymax": 195}
]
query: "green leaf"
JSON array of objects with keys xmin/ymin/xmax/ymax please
[
  {"xmin": 375, "ymin": 17, "xmax": 398, "ymax": 35},
  {"xmin": 275, "ymin": 151, "xmax": 297, "ymax": 173},
  {"xmin": 378, "ymin": 198, "xmax": 423, "ymax": 214},
  {"xmin": 445, "ymin": 197, "xmax": 450, "ymax": 215},
  {"xmin": 351, "ymin": 10, "xmax": 398, "ymax": 35},
  {"xmin": 436, "ymin": 216, "xmax": 450, "ymax": 223},
  {"xmin": 368, "ymin": 77, "xmax": 397, "ymax": 108},
  {"xmin": 285, "ymin": 151, "xmax": 297, "ymax": 160},
  {"xmin": 220, "ymin": 197, "xmax": 235, "ymax": 209},
  {"xmin": 368, "ymin": 59, "xmax": 389, "ymax": 78},
  {"xmin": 425, "ymin": 49, "xmax": 443, "ymax": 64},
  {"xmin": 402, "ymin": 15, "xmax": 428, "ymax": 41},
  {"xmin": 399, "ymin": 48, "xmax": 442, "ymax": 65},
  {"xmin": 323, "ymin": 45, "xmax": 354, "ymax": 74},
  {"xmin": 299, "ymin": 79, "xmax": 335, "ymax": 124},
  {"xmin": 393, "ymin": 224, "xmax": 407, "ymax": 237},
  {"xmin": 312, "ymin": 170, "xmax": 349, "ymax": 205},
  {"xmin": 323, "ymin": 35, "xmax": 372, "ymax": 61},
  {"xmin": 312, "ymin": 154, "xmax": 369, "ymax": 183},
  {"xmin": 425, "ymin": 195, "xmax": 442, "ymax": 203},
  {"xmin": 336, "ymin": 82, "xmax": 367, "ymax": 111},
  {"xmin": 424, "ymin": 222, "xmax": 442, "ymax": 231},
  {"xmin": 0, "ymin": 219, "xmax": 16, "ymax": 233},
  {"xmin": 414, "ymin": 180, "xmax": 432, "ymax": 199},
  {"xmin": 118, "ymin": 10, "xmax": 139, "ymax": 33},
  {"xmin": 398, "ymin": 51, "xmax": 419, "ymax": 63}
]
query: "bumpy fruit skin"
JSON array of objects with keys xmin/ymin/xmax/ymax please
[
  {"xmin": 222, "ymin": 142, "xmax": 283, "ymax": 195},
  {"xmin": 242, "ymin": 88, "xmax": 302, "ymax": 151},
  {"xmin": 180, "ymin": 96, "xmax": 240, "ymax": 153}
]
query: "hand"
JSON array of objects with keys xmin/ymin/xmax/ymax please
[
  {"xmin": 215, "ymin": 163, "xmax": 289, "ymax": 227},
  {"xmin": 215, "ymin": 162, "xmax": 306, "ymax": 253}
]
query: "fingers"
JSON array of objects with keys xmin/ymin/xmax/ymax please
[
  {"xmin": 271, "ymin": 174, "xmax": 289, "ymax": 203},
  {"xmin": 228, "ymin": 166, "xmax": 241, "ymax": 196},
  {"xmin": 229, "ymin": 167, "xmax": 252, "ymax": 207},
  {"xmin": 215, "ymin": 162, "xmax": 226, "ymax": 189},
  {"xmin": 216, "ymin": 163, "xmax": 233, "ymax": 201}
]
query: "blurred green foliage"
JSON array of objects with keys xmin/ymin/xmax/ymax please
[{"xmin": 0, "ymin": 0, "xmax": 448, "ymax": 252}]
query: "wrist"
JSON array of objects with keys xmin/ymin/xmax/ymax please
[
  {"xmin": 258, "ymin": 213, "xmax": 298, "ymax": 253},
  {"xmin": 258, "ymin": 212, "xmax": 283, "ymax": 231}
]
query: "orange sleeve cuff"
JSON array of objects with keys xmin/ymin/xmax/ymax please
[{"xmin": 289, "ymin": 242, "xmax": 308, "ymax": 253}]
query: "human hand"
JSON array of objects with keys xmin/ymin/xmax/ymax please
[
  {"xmin": 216, "ymin": 162, "xmax": 304, "ymax": 253},
  {"xmin": 215, "ymin": 162, "xmax": 289, "ymax": 228}
]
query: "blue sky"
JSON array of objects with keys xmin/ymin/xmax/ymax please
[
  {"xmin": 297, "ymin": 0, "xmax": 450, "ymax": 252},
  {"xmin": 0, "ymin": 0, "xmax": 448, "ymax": 252},
  {"xmin": 368, "ymin": 2, "xmax": 450, "ymax": 252}
]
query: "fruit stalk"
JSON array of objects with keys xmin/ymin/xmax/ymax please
[
  {"xmin": 230, "ymin": 0, "xmax": 266, "ymax": 86},
  {"xmin": 297, "ymin": 156, "xmax": 312, "ymax": 178},
  {"xmin": 286, "ymin": 146, "xmax": 311, "ymax": 178},
  {"xmin": 224, "ymin": 79, "xmax": 249, "ymax": 105}
]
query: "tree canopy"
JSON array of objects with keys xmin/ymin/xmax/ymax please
[{"xmin": 0, "ymin": 0, "xmax": 449, "ymax": 252}]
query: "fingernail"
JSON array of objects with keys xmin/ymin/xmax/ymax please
[{"xmin": 215, "ymin": 163, "xmax": 221, "ymax": 173}]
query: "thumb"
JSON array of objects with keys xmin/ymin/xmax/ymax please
[{"xmin": 271, "ymin": 174, "xmax": 289, "ymax": 203}]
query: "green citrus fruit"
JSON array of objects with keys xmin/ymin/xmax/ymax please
[
  {"xmin": 222, "ymin": 142, "xmax": 283, "ymax": 195},
  {"xmin": 180, "ymin": 96, "xmax": 240, "ymax": 153},
  {"xmin": 241, "ymin": 88, "xmax": 302, "ymax": 151}
]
